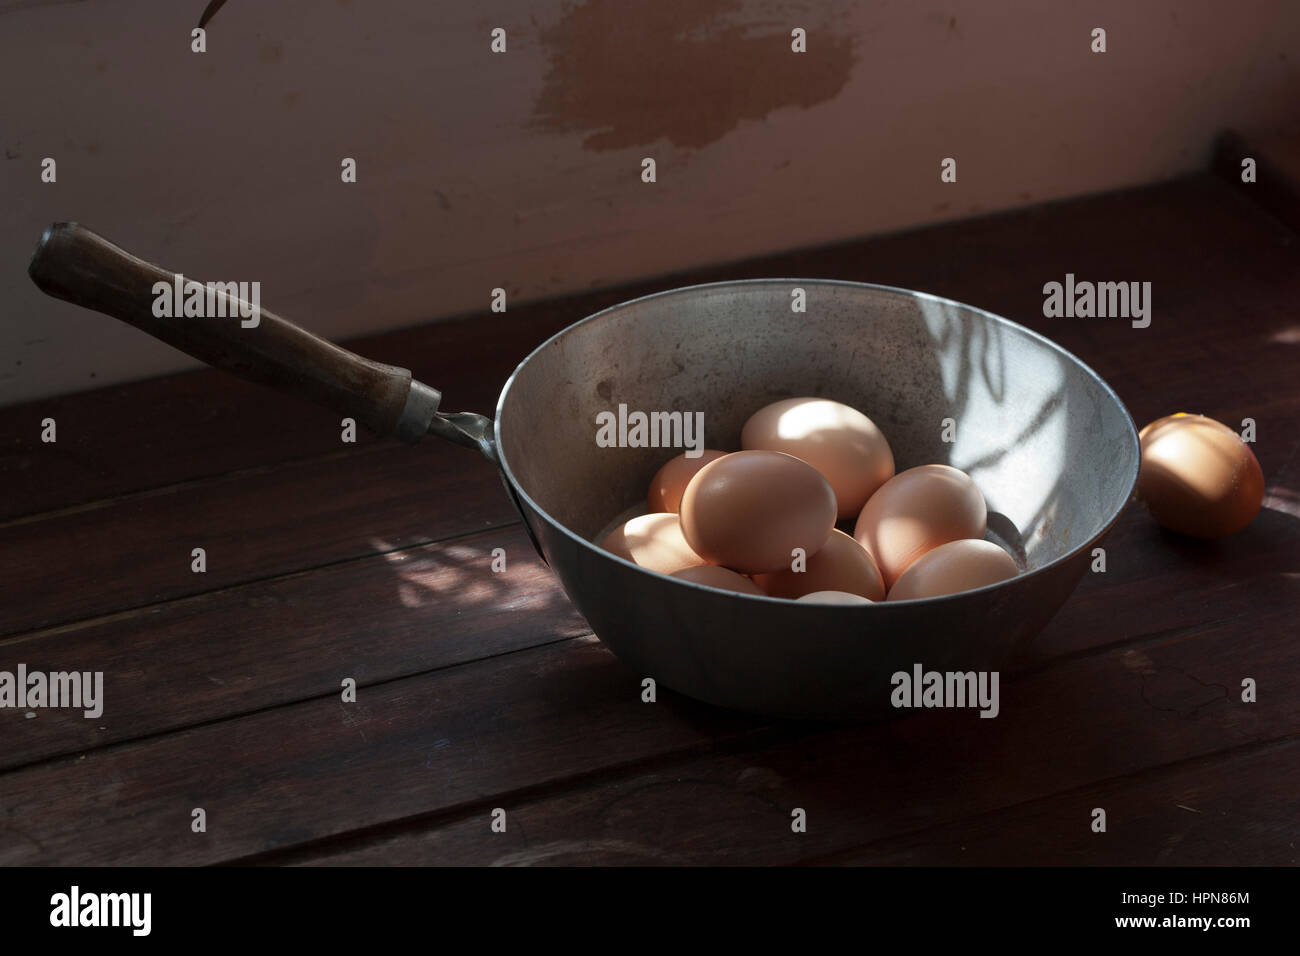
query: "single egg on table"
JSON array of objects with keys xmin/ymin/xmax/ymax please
[
  {"xmin": 796, "ymin": 590, "xmax": 874, "ymax": 605},
  {"xmin": 680, "ymin": 450, "xmax": 837, "ymax": 574},
  {"xmin": 741, "ymin": 397, "xmax": 895, "ymax": 519},
  {"xmin": 646, "ymin": 449, "xmax": 728, "ymax": 513},
  {"xmin": 752, "ymin": 529, "xmax": 886, "ymax": 601},
  {"xmin": 886, "ymin": 538, "xmax": 1018, "ymax": 601},
  {"xmin": 1137, "ymin": 413, "xmax": 1264, "ymax": 539},
  {"xmin": 600, "ymin": 513, "xmax": 707, "ymax": 575},
  {"xmin": 854, "ymin": 463, "xmax": 987, "ymax": 590},
  {"xmin": 670, "ymin": 564, "xmax": 766, "ymax": 596}
]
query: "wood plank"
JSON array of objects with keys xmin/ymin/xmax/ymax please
[
  {"xmin": 297, "ymin": 740, "xmax": 1300, "ymax": 867},
  {"xmin": 282, "ymin": 618, "xmax": 1296, "ymax": 867},
  {"xmin": 0, "ymin": 603, "xmax": 1292, "ymax": 866},
  {"xmin": 0, "ymin": 307, "xmax": 548, "ymax": 521},
  {"xmin": 1027, "ymin": 485, "xmax": 1300, "ymax": 663},
  {"xmin": 0, "ymin": 635, "xmax": 768, "ymax": 866},
  {"xmin": 0, "ymin": 525, "xmax": 587, "ymax": 772},
  {"xmin": 0, "ymin": 439, "xmax": 514, "ymax": 636},
  {"xmin": 816, "ymin": 737, "xmax": 1300, "ymax": 866},
  {"xmin": 1213, "ymin": 128, "xmax": 1300, "ymax": 234}
]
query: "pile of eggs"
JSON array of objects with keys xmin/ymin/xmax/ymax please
[{"xmin": 600, "ymin": 397, "xmax": 1020, "ymax": 603}]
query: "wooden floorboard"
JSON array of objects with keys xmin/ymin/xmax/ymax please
[
  {"xmin": 812, "ymin": 736, "xmax": 1300, "ymax": 866},
  {"xmin": 0, "ymin": 441, "xmax": 511, "ymax": 636},
  {"xmin": 296, "ymin": 737, "xmax": 1300, "ymax": 866},
  {"xmin": 272, "ymin": 617, "xmax": 1297, "ymax": 867},
  {"xmin": 0, "ymin": 303, "xmax": 564, "ymax": 522},
  {"xmin": 0, "ymin": 525, "xmax": 586, "ymax": 772},
  {"xmin": 0, "ymin": 636, "xmax": 767, "ymax": 865},
  {"xmin": 1, "ymin": 603, "xmax": 1292, "ymax": 866}
]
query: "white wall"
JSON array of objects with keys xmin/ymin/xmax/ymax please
[{"xmin": 2, "ymin": 0, "xmax": 1297, "ymax": 404}]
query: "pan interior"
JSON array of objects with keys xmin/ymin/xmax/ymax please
[{"xmin": 497, "ymin": 280, "xmax": 1137, "ymax": 571}]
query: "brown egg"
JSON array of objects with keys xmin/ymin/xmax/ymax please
[
  {"xmin": 1137, "ymin": 413, "xmax": 1264, "ymax": 538},
  {"xmin": 741, "ymin": 397, "xmax": 895, "ymax": 518},
  {"xmin": 680, "ymin": 450, "xmax": 837, "ymax": 574},
  {"xmin": 886, "ymin": 539, "xmax": 1018, "ymax": 601},
  {"xmin": 670, "ymin": 565, "xmax": 766, "ymax": 596},
  {"xmin": 796, "ymin": 590, "xmax": 874, "ymax": 605},
  {"xmin": 646, "ymin": 449, "xmax": 728, "ymax": 513},
  {"xmin": 600, "ymin": 513, "xmax": 707, "ymax": 575},
  {"xmin": 752, "ymin": 529, "xmax": 886, "ymax": 601},
  {"xmin": 853, "ymin": 464, "xmax": 987, "ymax": 589}
]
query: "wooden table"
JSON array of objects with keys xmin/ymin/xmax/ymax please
[{"xmin": 2, "ymin": 165, "xmax": 1297, "ymax": 867}]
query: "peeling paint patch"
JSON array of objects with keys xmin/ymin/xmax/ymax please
[{"xmin": 532, "ymin": 0, "xmax": 855, "ymax": 151}]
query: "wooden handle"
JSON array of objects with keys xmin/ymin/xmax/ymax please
[{"xmin": 28, "ymin": 222, "xmax": 440, "ymax": 440}]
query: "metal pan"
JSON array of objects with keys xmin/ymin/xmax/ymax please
[{"xmin": 28, "ymin": 223, "xmax": 1140, "ymax": 719}]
